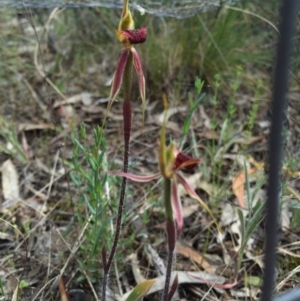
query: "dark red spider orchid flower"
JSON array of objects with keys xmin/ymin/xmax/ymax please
[{"xmin": 103, "ymin": 0, "xmax": 147, "ymax": 127}]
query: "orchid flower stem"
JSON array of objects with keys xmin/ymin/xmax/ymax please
[
  {"xmin": 162, "ymin": 177, "xmax": 176, "ymax": 301},
  {"xmin": 101, "ymin": 53, "xmax": 133, "ymax": 301},
  {"xmin": 123, "ymin": 51, "xmax": 133, "ymax": 99},
  {"xmin": 164, "ymin": 177, "xmax": 173, "ymax": 221}
]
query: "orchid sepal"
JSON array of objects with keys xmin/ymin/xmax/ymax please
[
  {"xmin": 102, "ymin": 49, "xmax": 131, "ymax": 128},
  {"xmin": 131, "ymin": 47, "xmax": 146, "ymax": 127},
  {"xmin": 176, "ymin": 173, "xmax": 222, "ymax": 233},
  {"xmin": 108, "ymin": 171, "xmax": 161, "ymax": 182},
  {"xmin": 109, "ymin": 49, "xmax": 130, "ymax": 103},
  {"xmin": 171, "ymin": 177, "xmax": 183, "ymax": 237},
  {"xmin": 173, "ymin": 148, "xmax": 200, "ymax": 172},
  {"xmin": 118, "ymin": 0, "xmax": 134, "ymax": 31}
]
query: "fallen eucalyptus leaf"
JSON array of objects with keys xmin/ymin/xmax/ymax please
[
  {"xmin": 1, "ymin": 159, "xmax": 20, "ymax": 209},
  {"xmin": 119, "ymin": 271, "xmax": 226, "ymax": 301}
]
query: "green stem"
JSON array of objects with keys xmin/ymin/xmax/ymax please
[
  {"xmin": 164, "ymin": 177, "xmax": 173, "ymax": 221},
  {"xmin": 102, "ymin": 52, "xmax": 133, "ymax": 301}
]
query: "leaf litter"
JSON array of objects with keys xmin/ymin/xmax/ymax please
[{"xmin": 0, "ymin": 5, "xmax": 299, "ymax": 301}]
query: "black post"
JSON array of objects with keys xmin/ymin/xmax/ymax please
[{"xmin": 261, "ymin": 1, "xmax": 298, "ymax": 301}]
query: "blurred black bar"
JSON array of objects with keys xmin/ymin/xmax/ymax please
[{"xmin": 261, "ymin": 1, "xmax": 298, "ymax": 301}]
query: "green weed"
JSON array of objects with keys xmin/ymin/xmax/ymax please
[
  {"xmin": 0, "ymin": 278, "xmax": 6, "ymax": 301},
  {"xmin": 0, "ymin": 116, "xmax": 28, "ymax": 163},
  {"xmin": 66, "ymin": 124, "xmax": 120, "ymax": 283},
  {"xmin": 237, "ymin": 163, "xmax": 265, "ymax": 272},
  {"xmin": 136, "ymin": 3, "xmax": 273, "ymax": 97}
]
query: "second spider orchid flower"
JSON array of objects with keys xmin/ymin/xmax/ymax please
[{"xmin": 109, "ymin": 97, "xmax": 220, "ymax": 237}]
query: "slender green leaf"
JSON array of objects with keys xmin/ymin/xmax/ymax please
[
  {"xmin": 125, "ymin": 279, "xmax": 155, "ymax": 301},
  {"xmin": 84, "ymin": 194, "xmax": 96, "ymax": 215},
  {"xmin": 244, "ymin": 161, "xmax": 251, "ymax": 211},
  {"xmin": 245, "ymin": 201, "xmax": 264, "ymax": 240},
  {"xmin": 237, "ymin": 208, "xmax": 245, "ymax": 244}
]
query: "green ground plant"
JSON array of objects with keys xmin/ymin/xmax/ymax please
[
  {"xmin": 0, "ymin": 117, "xmax": 28, "ymax": 164},
  {"xmin": 0, "ymin": 278, "xmax": 5, "ymax": 301},
  {"xmin": 180, "ymin": 77, "xmax": 206, "ymax": 149},
  {"xmin": 135, "ymin": 3, "xmax": 274, "ymax": 96},
  {"xmin": 245, "ymin": 80, "xmax": 262, "ymax": 143},
  {"xmin": 237, "ymin": 164, "xmax": 265, "ymax": 272},
  {"xmin": 67, "ymin": 125, "xmax": 113, "ymax": 283},
  {"xmin": 194, "ymin": 66, "xmax": 265, "ymax": 206}
]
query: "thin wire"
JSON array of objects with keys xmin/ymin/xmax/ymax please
[
  {"xmin": 1, "ymin": 0, "xmax": 243, "ymax": 19},
  {"xmin": 261, "ymin": 1, "xmax": 298, "ymax": 301}
]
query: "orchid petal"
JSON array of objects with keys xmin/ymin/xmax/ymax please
[
  {"xmin": 171, "ymin": 178, "xmax": 183, "ymax": 237},
  {"xmin": 176, "ymin": 173, "xmax": 222, "ymax": 233},
  {"xmin": 108, "ymin": 171, "xmax": 161, "ymax": 182},
  {"xmin": 132, "ymin": 47, "xmax": 146, "ymax": 127},
  {"xmin": 102, "ymin": 49, "xmax": 130, "ymax": 128},
  {"xmin": 174, "ymin": 158, "xmax": 200, "ymax": 172},
  {"xmin": 173, "ymin": 148, "xmax": 200, "ymax": 172},
  {"xmin": 119, "ymin": 28, "xmax": 147, "ymax": 45}
]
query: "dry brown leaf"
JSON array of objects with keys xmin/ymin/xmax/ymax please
[
  {"xmin": 177, "ymin": 172, "xmax": 213, "ymax": 199},
  {"xmin": 281, "ymin": 196, "xmax": 291, "ymax": 231},
  {"xmin": 156, "ymin": 106, "xmax": 187, "ymax": 124},
  {"xmin": 22, "ymin": 132, "xmax": 33, "ymax": 161},
  {"xmin": 231, "ymin": 286, "xmax": 260, "ymax": 299},
  {"xmin": 53, "ymin": 93, "xmax": 82, "ymax": 108},
  {"xmin": 119, "ymin": 271, "xmax": 226, "ymax": 301},
  {"xmin": 4, "ymin": 274, "xmax": 19, "ymax": 296},
  {"xmin": 182, "ymin": 204, "xmax": 199, "ymax": 218},
  {"xmin": 11, "ymin": 282, "xmax": 20, "ymax": 301},
  {"xmin": 1, "ymin": 159, "xmax": 20, "ymax": 209},
  {"xmin": 54, "ymin": 105, "xmax": 76, "ymax": 129},
  {"xmin": 80, "ymin": 92, "xmax": 93, "ymax": 106},
  {"xmin": 18, "ymin": 123, "xmax": 54, "ymax": 132},
  {"xmin": 129, "ymin": 253, "xmax": 146, "ymax": 283},
  {"xmin": 220, "ymin": 202, "xmax": 238, "ymax": 227},
  {"xmin": 278, "ymin": 246, "xmax": 300, "ymax": 259},
  {"xmin": 199, "ymin": 105, "xmax": 211, "ymax": 129},
  {"xmin": 232, "ymin": 168, "xmax": 256, "ymax": 207},
  {"xmin": 178, "ymin": 173, "xmax": 202, "ymax": 197},
  {"xmin": 146, "ymin": 244, "xmax": 166, "ymax": 275},
  {"xmin": 176, "ymin": 241, "xmax": 215, "ymax": 274}
]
